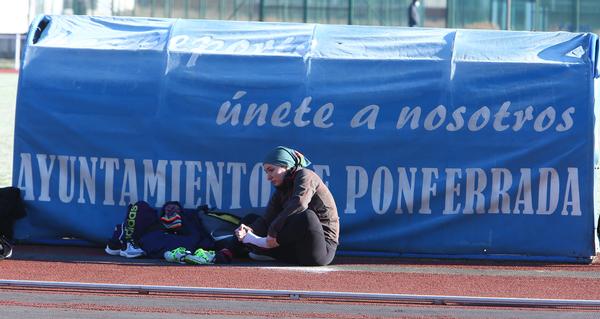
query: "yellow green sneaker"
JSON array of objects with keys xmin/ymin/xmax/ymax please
[
  {"xmin": 184, "ymin": 248, "xmax": 215, "ymax": 265},
  {"xmin": 163, "ymin": 247, "xmax": 189, "ymax": 264}
]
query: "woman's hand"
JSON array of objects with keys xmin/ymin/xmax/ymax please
[
  {"xmin": 234, "ymin": 224, "xmax": 253, "ymax": 241},
  {"xmin": 266, "ymin": 235, "xmax": 279, "ymax": 248}
]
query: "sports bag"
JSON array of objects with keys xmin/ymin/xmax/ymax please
[
  {"xmin": 197, "ymin": 205, "xmax": 242, "ymax": 241},
  {"xmin": 0, "ymin": 187, "xmax": 27, "ymax": 240}
]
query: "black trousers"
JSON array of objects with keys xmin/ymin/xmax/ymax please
[
  {"xmin": 261, "ymin": 209, "xmax": 337, "ymax": 266},
  {"xmin": 226, "ymin": 210, "xmax": 337, "ymax": 266}
]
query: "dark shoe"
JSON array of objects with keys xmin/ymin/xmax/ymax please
[
  {"xmin": 104, "ymin": 224, "xmax": 124, "ymax": 256},
  {"xmin": 214, "ymin": 248, "xmax": 233, "ymax": 264},
  {"xmin": 248, "ymin": 251, "xmax": 276, "ymax": 262},
  {"xmin": 0, "ymin": 235, "xmax": 13, "ymax": 259}
]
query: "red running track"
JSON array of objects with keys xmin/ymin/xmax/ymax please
[{"xmin": 1, "ymin": 245, "xmax": 600, "ymax": 300}]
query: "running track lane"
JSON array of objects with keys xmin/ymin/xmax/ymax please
[{"xmin": 2, "ymin": 259, "xmax": 600, "ymax": 300}]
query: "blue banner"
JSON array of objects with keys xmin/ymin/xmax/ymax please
[{"xmin": 13, "ymin": 15, "xmax": 600, "ymax": 262}]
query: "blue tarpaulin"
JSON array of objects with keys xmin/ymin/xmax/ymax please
[{"xmin": 13, "ymin": 15, "xmax": 600, "ymax": 262}]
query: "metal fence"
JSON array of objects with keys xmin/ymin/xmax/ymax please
[
  {"xmin": 448, "ymin": 0, "xmax": 600, "ymax": 33},
  {"xmin": 55, "ymin": 0, "xmax": 600, "ymax": 32},
  {"xmin": 65, "ymin": 0, "xmax": 412, "ymax": 26},
  {"xmin": 2, "ymin": 0, "xmax": 599, "ymax": 70}
]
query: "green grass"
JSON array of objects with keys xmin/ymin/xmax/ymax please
[{"xmin": 0, "ymin": 73, "xmax": 18, "ymax": 187}]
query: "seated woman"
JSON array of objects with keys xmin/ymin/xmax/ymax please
[{"xmin": 235, "ymin": 146, "xmax": 339, "ymax": 266}]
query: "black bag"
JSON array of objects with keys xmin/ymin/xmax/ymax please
[
  {"xmin": 196, "ymin": 205, "xmax": 242, "ymax": 241},
  {"xmin": 0, "ymin": 187, "xmax": 27, "ymax": 240},
  {"xmin": 196, "ymin": 206, "xmax": 264, "ymax": 252}
]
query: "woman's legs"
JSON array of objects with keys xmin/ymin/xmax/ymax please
[
  {"xmin": 223, "ymin": 210, "xmax": 337, "ymax": 265},
  {"xmin": 273, "ymin": 209, "xmax": 337, "ymax": 266}
]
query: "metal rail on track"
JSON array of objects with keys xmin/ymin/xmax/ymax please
[{"xmin": 1, "ymin": 279, "xmax": 599, "ymax": 309}]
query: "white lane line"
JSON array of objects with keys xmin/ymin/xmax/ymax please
[{"xmin": 259, "ymin": 266, "xmax": 339, "ymax": 273}]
